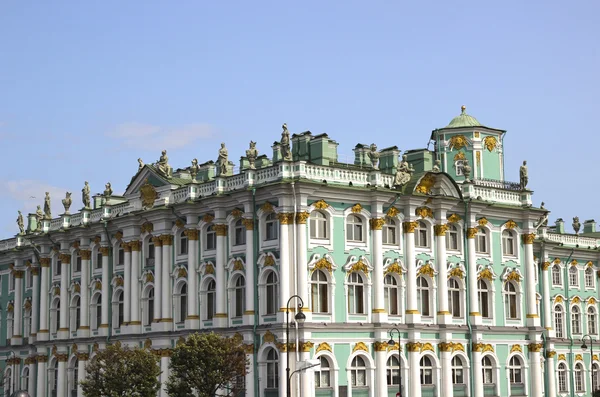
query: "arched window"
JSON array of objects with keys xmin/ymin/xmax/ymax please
[
  {"xmin": 265, "ymin": 213, "xmax": 279, "ymax": 241},
  {"xmin": 146, "ymin": 239, "xmax": 155, "ymax": 266},
  {"xmin": 69, "ymin": 359, "xmax": 78, "ymax": 396},
  {"xmin": 206, "ymin": 279, "xmax": 216, "ymax": 320},
  {"xmin": 589, "ymin": 307, "xmax": 598, "ymax": 335},
  {"xmin": 50, "ymin": 299, "xmax": 59, "ymax": 334},
  {"xmin": 383, "ymin": 219, "xmax": 396, "ymax": 245},
  {"xmin": 384, "ymin": 274, "xmax": 400, "ymax": 315},
  {"xmin": 451, "ymin": 356, "xmax": 465, "ymax": 384},
  {"xmin": 113, "ymin": 290, "xmax": 124, "ymax": 328},
  {"xmin": 575, "ymin": 362, "xmax": 585, "ymax": 392},
  {"xmin": 52, "ymin": 360, "xmax": 59, "ymax": 392},
  {"xmin": 24, "ymin": 306, "xmax": 32, "ymax": 338},
  {"xmin": 554, "ymin": 305, "xmax": 564, "ymax": 338},
  {"xmin": 179, "ymin": 230, "xmax": 188, "ymax": 255},
  {"xmin": 593, "ymin": 363, "xmax": 600, "ymax": 392},
  {"xmin": 416, "ymin": 221, "xmax": 429, "ymax": 248},
  {"xmin": 448, "ymin": 278, "xmax": 462, "ymax": 318},
  {"xmin": 233, "ymin": 276, "xmax": 245, "ymax": 318},
  {"xmin": 482, "ymin": 356, "xmax": 494, "ymax": 384},
  {"xmin": 387, "ymin": 355, "xmax": 400, "ymax": 385},
  {"xmin": 311, "ymin": 270, "xmax": 329, "ymax": 314},
  {"xmin": 70, "ymin": 296, "xmax": 81, "ymax": 332},
  {"xmin": 347, "ymin": 273, "xmax": 365, "ymax": 314},
  {"xmin": 350, "ymin": 356, "xmax": 367, "ymax": 387},
  {"xmin": 558, "ymin": 363, "xmax": 568, "ymax": 392},
  {"xmin": 265, "ymin": 272, "xmax": 278, "ymax": 315},
  {"xmin": 508, "ymin": 356, "xmax": 523, "ymax": 384},
  {"xmin": 572, "ymin": 306, "xmax": 582, "ymax": 334},
  {"xmin": 475, "ymin": 229, "xmax": 488, "ymax": 254},
  {"xmin": 144, "ymin": 288, "xmax": 154, "ymax": 326},
  {"xmin": 95, "ymin": 250, "xmax": 103, "ymax": 269},
  {"xmin": 569, "ymin": 266, "xmax": 579, "ymax": 287},
  {"xmin": 176, "ymin": 283, "xmax": 187, "ymax": 324},
  {"xmin": 552, "ymin": 265, "xmax": 562, "ymax": 286},
  {"xmin": 502, "ymin": 230, "xmax": 515, "ymax": 256},
  {"xmin": 478, "ymin": 280, "xmax": 490, "ymax": 319},
  {"xmin": 420, "ymin": 356, "xmax": 433, "ymax": 385},
  {"xmin": 233, "ymin": 219, "xmax": 246, "ymax": 246},
  {"xmin": 206, "ymin": 225, "xmax": 217, "ymax": 250},
  {"xmin": 310, "ymin": 211, "xmax": 328, "ymax": 240},
  {"xmin": 75, "ymin": 254, "xmax": 82, "ymax": 273},
  {"xmin": 446, "ymin": 224, "xmax": 459, "ymax": 250},
  {"xmin": 504, "ymin": 282, "xmax": 518, "ymax": 320},
  {"xmin": 346, "ymin": 215, "xmax": 364, "ymax": 242},
  {"xmin": 586, "ymin": 267, "xmax": 595, "ymax": 288},
  {"xmin": 315, "ymin": 356, "xmax": 331, "ymax": 388},
  {"xmin": 266, "ymin": 348, "xmax": 279, "ymax": 389},
  {"xmin": 117, "ymin": 245, "xmax": 125, "ymax": 266},
  {"xmin": 417, "ymin": 276, "xmax": 430, "ymax": 316},
  {"xmin": 21, "ymin": 367, "xmax": 29, "ymax": 390},
  {"xmin": 91, "ymin": 293, "xmax": 101, "ymax": 330}
]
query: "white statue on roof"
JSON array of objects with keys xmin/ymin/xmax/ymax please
[
  {"xmin": 394, "ymin": 154, "xmax": 414, "ymax": 188},
  {"xmin": 156, "ymin": 150, "xmax": 173, "ymax": 179}
]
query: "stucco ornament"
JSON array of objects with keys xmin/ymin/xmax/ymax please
[
  {"xmin": 280, "ymin": 123, "xmax": 292, "ymax": 161},
  {"xmin": 137, "ymin": 158, "xmax": 144, "ymax": 171},
  {"xmin": 189, "ymin": 159, "xmax": 199, "ymax": 182},
  {"xmin": 246, "ymin": 141, "xmax": 258, "ymax": 169},
  {"xmin": 35, "ymin": 206, "xmax": 43, "ymax": 231},
  {"xmin": 368, "ymin": 143, "xmax": 380, "ymax": 170},
  {"xmin": 519, "ymin": 160, "xmax": 528, "ymax": 190},
  {"xmin": 432, "ymin": 159, "xmax": 441, "ymax": 172},
  {"xmin": 104, "ymin": 182, "xmax": 113, "ymax": 197},
  {"xmin": 156, "ymin": 150, "xmax": 173, "ymax": 179},
  {"xmin": 43, "ymin": 192, "xmax": 52, "ymax": 219},
  {"xmin": 62, "ymin": 192, "xmax": 72, "ymax": 214},
  {"xmin": 217, "ymin": 143, "xmax": 229, "ymax": 176},
  {"xmin": 462, "ymin": 159, "xmax": 472, "ymax": 182},
  {"xmin": 140, "ymin": 179, "xmax": 157, "ymax": 209},
  {"xmin": 82, "ymin": 181, "xmax": 91, "ymax": 209},
  {"xmin": 394, "ymin": 154, "xmax": 414, "ymax": 188},
  {"xmin": 448, "ymin": 135, "xmax": 468, "ymax": 151},
  {"xmin": 573, "ymin": 216, "xmax": 581, "ymax": 235},
  {"xmin": 16, "ymin": 211, "xmax": 24, "ymax": 235},
  {"xmin": 483, "ymin": 136, "xmax": 497, "ymax": 152}
]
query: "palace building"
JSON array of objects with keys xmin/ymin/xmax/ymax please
[{"xmin": 0, "ymin": 107, "xmax": 597, "ymax": 397}]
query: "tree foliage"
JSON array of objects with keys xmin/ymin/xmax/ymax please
[
  {"xmin": 80, "ymin": 343, "xmax": 161, "ymax": 397},
  {"xmin": 167, "ymin": 332, "xmax": 248, "ymax": 397}
]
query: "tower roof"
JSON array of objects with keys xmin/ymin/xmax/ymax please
[{"xmin": 445, "ymin": 105, "xmax": 481, "ymax": 128}]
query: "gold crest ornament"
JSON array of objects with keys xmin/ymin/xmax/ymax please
[{"xmin": 140, "ymin": 179, "xmax": 157, "ymax": 209}]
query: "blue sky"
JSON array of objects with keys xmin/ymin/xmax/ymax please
[{"xmin": 0, "ymin": 1, "xmax": 598, "ymax": 236}]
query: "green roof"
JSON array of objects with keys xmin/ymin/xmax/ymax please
[{"xmin": 445, "ymin": 105, "xmax": 482, "ymax": 128}]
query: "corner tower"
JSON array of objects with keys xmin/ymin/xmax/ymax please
[{"xmin": 431, "ymin": 106, "xmax": 506, "ymax": 182}]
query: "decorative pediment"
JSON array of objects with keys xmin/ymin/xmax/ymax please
[
  {"xmin": 417, "ymin": 261, "xmax": 437, "ymax": 279},
  {"xmin": 308, "ymin": 253, "xmax": 337, "ymax": 275},
  {"xmin": 343, "ymin": 256, "xmax": 372, "ymax": 275},
  {"xmin": 383, "ymin": 258, "xmax": 405, "ymax": 276},
  {"xmin": 447, "ymin": 263, "xmax": 465, "ymax": 279},
  {"xmin": 124, "ymin": 166, "xmax": 172, "ymax": 197},
  {"xmin": 501, "ymin": 267, "xmax": 523, "ymax": 283}
]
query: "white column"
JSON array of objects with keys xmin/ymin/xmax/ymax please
[
  {"xmin": 13, "ymin": 269, "xmax": 24, "ymax": 339},
  {"xmin": 31, "ymin": 266, "xmax": 40, "ymax": 337},
  {"xmin": 546, "ymin": 351, "xmax": 557, "ymax": 397},
  {"xmin": 215, "ymin": 225, "xmax": 228, "ymax": 325},
  {"xmin": 466, "ymin": 229, "xmax": 481, "ymax": 324},
  {"xmin": 185, "ymin": 231, "xmax": 199, "ymax": 327},
  {"xmin": 243, "ymin": 219, "xmax": 255, "ymax": 324},
  {"xmin": 38, "ymin": 258, "xmax": 50, "ymax": 339},
  {"xmin": 403, "ymin": 221, "xmax": 420, "ymax": 323},
  {"xmin": 435, "ymin": 224, "xmax": 450, "ymax": 324},
  {"xmin": 278, "ymin": 214, "xmax": 292, "ymax": 313},
  {"xmin": 296, "ymin": 213, "xmax": 309, "ymax": 318},
  {"xmin": 300, "ymin": 346, "xmax": 312, "ymax": 397},
  {"xmin": 57, "ymin": 355, "xmax": 67, "ymax": 397},
  {"xmin": 123, "ymin": 242, "xmax": 132, "ymax": 326},
  {"xmin": 472, "ymin": 347, "xmax": 484, "ymax": 397},
  {"xmin": 100, "ymin": 246, "xmax": 110, "ymax": 329},
  {"xmin": 130, "ymin": 241, "xmax": 141, "ymax": 328},
  {"xmin": 244, "ymin": 349, "xmax": 255, "ymax": 397},
  {"xmin": 542, "ymin": 262, "xmax": 553, "ymax": 334},
  {"xmin": 161, "ymin": 235, "xmax": 173, "ymax": 324},
  {"xmin": 77, "ymin": 354, "xmax": 87, "ymax": 397},
  {"xmin": 79, "ymin": 250, "xmax": 91, "ymax": 335},
  {"xmin": 529, "ymin": 344, "xmax": 543, "ymax": 397},
  {"xmin": 371, "ymin": 218, "xmax": 386, "ymax": 322},
  {"xmin": 523, "ymin": 233, "xmax": 540, "ymax": 327},
  {"xmin": 159, "ymin": 353, "xmax": 170, "ymax": 397},
  {"xmin": 27, "ymin": 359, "xmax": 36, "ymax": 395},
  {"xmin": 439, "ymin": 344, "xmax": 453, "ymax": 397},
  {"xmin": 375, "ymin": 345, "xmax": 387, "ymax": 397},
  {"xmin": 36, "ymin": 356, "xmax": 47, "ymax": 397},
  {"xmin": 153, "ymin": 237, "xmax": 163, "ymax": 322},
  {"xmin": 278, "ymin": 351, "xmax": 287, "ymax": 397},
  {"xmin": 59, "ymin": 253, "xmax": 70, "ymax": 336},
  {"xmin": 408, "ymin": 344, "xmax": 422, "ymax": 397}
]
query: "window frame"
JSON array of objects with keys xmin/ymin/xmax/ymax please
[
  {"xmin": 346, "ymin": 214, "xmax": 365, "ymax": 243},
  {"xmin": 417, "ymin": 276, "xmax": 431, "ymax": 317},
  {"xmin": 415, "ymin": 221, "xmax": 430, "ymax": 248},
  {"xmin": 588, "ymin": 306, "xmax": 598, "ymax": 335},
  {"xmin": 446, "ymin": 224, "xmax": 459, "ymax": 251},
  {"xmin": 552, "ymin": 265, "xmax": 562, "ymax": 286},
  {"xmin": 478, "ymin": 279, "xmax": 492, "ymax": 319},
  {"xmin": 311, "ymin": 269, "xmax": 329, "ymax": 314},
  {"xmin": 502, "ymin": 229, "xmax": 516, "ymax": 256},
  {"xmin": 554, "ymin": 305, "xmax": 564, "ymax": 338},
  {"xmin": 384, "ymin": 274, "xmax": 400, "ymax": 316},
  {"xmin": 586, "ymin": 267, "xmax": 595, "ymax": 289},
  {"xmin": 315, "ymin": 356, "xmax": 332, "ymax": 388},
  {"xmin": 508, "ymin": 356, "xmax": 523, "ymax": 384},
  {"xmin": 504, "ymin": 281, "xmax": 519, "ymax": 320},
  {"xmin": 382, "ymin": 218, "xmax": 397, "ymax": 246},
  {"xmin": 350, "ymin": 355, "xmax": 368, "ymax": 387},
  {"xmin": 264, "ymin": 213, "xmax": 279, "ymax": 242},
  {"xmin": 569, "ymin": 266, "xmax": 579, "ymax": 287},
  {"xmin": 347, "ymin": 272, "xmax": 366, "ymax": 315},
  {"xmin": 572, "ymin": 305, "xmax": 582, "ymax": 335},
  {"xmin": 309, "ymin": 211, "xmax": 329, "ymax": 240},
  {"xmin": 448, "ymin": 278, "xmax": 463, "ymax": 319},
  {"xmin": 475, "ymin": 228, "xmax": 489, "ymax": 254}
]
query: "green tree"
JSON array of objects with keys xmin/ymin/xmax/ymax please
[
  {"xmin": 80, "ymin": 342, "xmax": 161, "ymax": 397},
  {"xmin": 166, "ymin": 332, "xmax": 248, "ymax": 397}
]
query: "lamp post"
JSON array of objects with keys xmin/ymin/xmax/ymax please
[
  {"xmin": 582, "ymin": 334, "xmax": 595, "ymax": 394},
  {"xmin": 387, "ymin": 328, "xmax": 402, "ymax": 397},
  {"xmin": 286, "ymin": 295, "xmax": 306, "ymax": 397}
]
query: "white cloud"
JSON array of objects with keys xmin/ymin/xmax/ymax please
[
  {"xmin": 0, "ymin": 179, "xmax": 72, "ymax": 218},
  {"xmin": 106, "ymin": 122, "xmax": 215, "ymax": 150}
]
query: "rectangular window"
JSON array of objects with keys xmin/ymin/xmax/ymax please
[
  {"xmin": 206, "ymin": 232, "xmax": 216, "ymax": 250},
  {"xmin": 96, "ymin": 252, "xmax": 103, "ymax": 269},
  {"xmin": 8, "ymin": 274, "xmax": 14, "ymax": 292},
  {"xmin": 55, "ymin": 260, "xmax": 62, "ymax": 276},
  {"xmin": 446, "ymin": 231, "xmax": 458, "ymax": 250},
  {"xmin": 265, "ymin": 221, "xmax": 278, "ymax": 241},
  {"xmin": 75, "ymin": 256, "xmax": 82, "ymax": 273},
  {"xmin": 118, "ymin": 248, "xmax": 125, "ymax": 266},
  {"xmin": 570, "ymin": 269, "xmax": 579, "ymax": 287}
]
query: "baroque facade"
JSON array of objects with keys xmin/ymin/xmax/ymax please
[{"xmin": 0, "ymin": 107, "xmax": 598, "ymax": 397}]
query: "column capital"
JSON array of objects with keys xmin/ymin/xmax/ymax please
[
  {"xmin": 13, "ymin": 270, "xmax": 24, "ymax": 279},
  {"xmin": 75, "ymin": 352, "xmax": 89, "ymax": 361},
  {"xmin": 152, "ymin": 236, "xmax": 163, "ymax": 247},
  {"xmin": 295, "ymin": 212, "xmax": 310, "ymax": 225},
  {"xmin": 402, "ymin": 221, "xmax": 419, "ymax": 233},
  {"xmin": 374, "ymin": 341, "xmax": 388, "ymax": 351},
  {"xmin": 546, "ymin": 350, "xmax": 557, "ymax": 358},
  {"xmin": 214, "ymin": 224, "xmax": 228, "ymax": 236},
  {"xmin": 55, "ymin": 353, "xmax": 69, "ymax": 362},
  {"xmin": 40, "ymin": 257, "xmax": 51, "ymax": 267},
  {"xmin": 130, "ymin": 240, "xmax": 142, "ymax": 251},
  {"xmin": 59, "ymin": 253, "xmax": 71, "ymax": 263},
  {"xmin": 277, "ymin": 212, "xmax": 295, "ymax": 225},
  {"xmin": 79, "ymin": 250, "xmax": 92, "ymax": 260},
  {"xmin": 99, "ymin": 247, "xmax": 110, "ymax": 256},
  {"xmin": 242, "ymin": 218, "xmax": 255, "ymax": 230},
  {"xmin": 31, "ymin": 267, "xmax": 40, "ymax": 276},
  {"xmin": 542, "ymin": 261, "xmax": 551, "ymax": 270},
  {"xmin": 121, "ymin": 242, "xmax": 131, "ymax": 252},
  {"xmin": 435, "ymin": 224, "xmax": 449, "ymax": 236},
  {"xmin": 184, "ymin": 229, "xmax": 199, "ymax": 240},
  {"xmin": 242, "ymin": 343, "xmax": 254, "ymax": 354},
  {"xmin": 528, "ymin": 343, "xmax": 543, "ymax": 352},
  {"xmin": 472, "ymin": 342, "xmax": 485, "ymax": 352},
  {"xmin": 160, "ymin": 235, "xmax": 173, "ymax": 246},
  {"xmin": 406, "ymin": 342, "xmax": 421, "ymax": 352},
  {"xmin": 299, "ymin": 341, "xmax": 314, "ymax": 352},
  {"xmin": 369, "ymin": 218, "xmax": 385, "ymax": 230},
  {"xmin": 36, "ymin": 355, "xmax": 48, "ymax": 363},
  {"xmin": 522, "ymin": 233, "xmax": 536, "ymax": 244},
  {"xmin": 467, "ymin": 228, "xmax": 478, "ymax": 239},
  {"xmin": 438, "ymin": 342, "xmax": 453, "ymax": 352}
]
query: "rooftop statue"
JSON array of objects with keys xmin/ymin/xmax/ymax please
[
  {"xmin": 433, "ymin": 159, "xmax": 441, "ymax": 173},
  {"xmin": 82, "ymin": 181, "xmax": 91, "ymax": 209},
  {"xmin": 394, "ymin": 154, "xmax": 414, "ymax": 188},
  {"xmin": 62, "ymin": 192, "xmax": 72, "ymax": 214},
  {"xmin": 462, "ymin": 159, "xmax": 472, "ymax": 182},
  {"xmin": 156, "ymin": 150, "xmax": 172, "ymax": 179},
  {"xmin": 246, "ymin": 141, "xmax": 258, "ymax": 170},
  {"xmin": 217, "ymin": 143, "xmax": 229, "ymax": 176},
  {"xmin": 35, "ymin": 205, "xmax": 43, "ymax": 231},
  {"xmin": 190, "ymin": 158, "xmax": 199, "ymax": 182},
  {"xmin": 138, "ymin": 158, "xmax": 144, "ymax": 172},
  {"xmin": 104, "ymin": 182, "xmax": 113, "ymax": 197},
  {"xmin": 43, "ymin": 192, "xmax": 52, "ymax": 220},
  {"xmin": 573, "ymin": 216, "xmax": 581, "ymax": 235},
  {"xmin": 368, "ymin": 144, "xmax": 379, "ymax": 170},
  {"xmin": 519, "ymin": 160, "xmax": 528, "ymax": 190},
  {"xmin": 16, "ymin": 211, "xmax": 24, "ymax": 235},
  {"xmin": 281, "ymin": 123, "xmax": 292, "ymax": 161}
]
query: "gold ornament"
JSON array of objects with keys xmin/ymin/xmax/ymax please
[
  {"xmin": 453, "ymin": 151, "xmax": 466, "ymax": 161},
  {"xmin": 504, "ymin": 220, "xmax": 517, "ymax": 229},
  {"xmin": 369, "ymin": 218, "xmax": 385, "ymax": 230},
  {"xmin": 261, "ymin": 202, "xmax": 274, "ymax": 213},
  {"xmin": 277, "ymin": 213, "xmax": 295, "ymax": 225},
  {"xmin": 386, "ymin": 206, "xmax": 400, "ymax": 218},
  {"xmin": 402, "ymin": 221, "xmax": 419, "ymax": 233},
  {"xmin": 478, "ymin": 217, "xmax": 488, "ymax": 227},
  {"xmin": 417, "ymin": 263, "xmax": 435, "ymax": 278},
  {"xmin": 264, "ymin": 255, "xmax": 276, "ymax": 267},
  {"xmin": 434, "ymin": 224, "xmax": 449, "ymax": 236},
  {"xmin": 231, "ymin": 208, "xmax": 243, "ymax": 219},
  {"xmin": 448, "ymin": 267, "xmax": 465, "ymax": 279},
  {"xmin": 466, "ymin": 228, "xmax": 478, "ymax": 239},
  {"xmin": 483, "ymin": 136, "xmax": 498, "ymax": 152},
  {"xmin": 447, "ymin": 213, "xmax": 461, "ymax": 223},
  {"xmin": 140, "ymin": 179, "xmax": 157, "ymax": 208},
  {"xmin": 316, "ymin": 342, "xmax": 332, "ymax": 353},
  {"xmin": 351, "ymin": 203, "xmax": 363, "ymax": 214},
  {"xmin": 295, "ymin": 212, "xmax": 310, "ymax": 224},
  {"xmin": 214, "ymin": 224, "xmax": 228, "ymax": 236},
  {"xmin": 313, "ymin": 257, "xmax": 333, "ymax": 274},
  {"xmin": 415, "ymin": 206, "xmax": 433, "ymax": 219},
  {"xmin": 522, "ymin": 233, "xmax": 535, "ymax": 244},
  {"xmin": 406, "ymin": 342, "xmax": 422, "ymax": 352},
  {"xmin": 510, "ymin": 344, "xmax": 522, "ymax": 353},
  {"xmin": 313, "ymin": 200, "xmax": 329, "ymax": 210},
  {"xmin": 528, "ymin": 343, "xmax": 543, "ymax": 353},
  {"xmin": 449, "ymin": 135, "xmax": 468, "ymax": 151},
  {"xmin": 204, "ymin": 263, "xmax": 215, "ymax": 275},
  {"xmin": 415, "ymin": 173, "xmax": 436, "ymax": 195},
  {"xmin": 202, "ymin": 214, "xmax": 215, "ymax": 223}
]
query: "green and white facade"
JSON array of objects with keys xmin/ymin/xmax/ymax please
[{"xmin": 0, "ymin": 107, "xmax": 597, "ymax": 397}]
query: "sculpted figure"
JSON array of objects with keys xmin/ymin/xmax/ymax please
[
  {"xmin": 217, "ymin": 143, "xmax": 229, "ymax": 176},
  {"xmin": 16, "ymin": 211, "xmax": 24, "ymax": 234},
  {"xmin": 573, "ymin": 216, "xmax": 581, "ymax": 235},
  {"xmin": 281, "ymin": 123, "xmax": 292, "ymax": 161},
  {"xmin": 62, "ymin": 192, "xmax": 72, "ymax": 214},
  {"xmin": 368, "ymin": 144, "xmax": 380, "ymax": 170},
  {"xmin": 43, "ymin": 192, "xmax": 52, "ymax": 219},
  {"xmin": 190, "ymin": 158, "xmax": 199, "ymax": 182},
  {"xmin": 432, "ymin": 159, "xmax": 441, "ymax": 173},
  {"xmin": 82, "ymin": 181, "xmax": 91, "ymax": 209},
  {"xmin": 246, "ymin": 141, "xmax": 258, "ymax": 169},
  {"xmin": 519, "ymin": 160, "xmax": 528, "ymax": 190},
  {"xmin": 462, "ymin": 159, "xmax": 472, "ymax": 182},
  {"xmin": 393, "ymin": 154, "xmax": 415, "ymax": 188},
  {"xmin": 138, "ymin": 158, "xmax": 144, "ymax": 171},
  {"xmin": 104, "ymin": 182, "xmax": 113, "ymax": 197},
  {"xmin": 35, "ymin": 205, "xmax": 44, "ymax": 231},
  {"xmin": 156, "ymin": 150, "xmax": 172, "ymax": 178}
]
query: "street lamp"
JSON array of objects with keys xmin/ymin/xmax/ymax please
[
  {"xmin": 582, "ymin": 335, "xmax": 596, "ymax": 394},
  {"xmin": 387, "ymin": 328, "xmax": 402, "ymax": 397},
  {"xmin": 286, "ymin": 295, "xmax": 306, "ymax": 397}
]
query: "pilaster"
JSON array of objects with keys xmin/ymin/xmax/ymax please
[
  {"xmin": 184, "ymin": 230, "xmax": 200, "ymax": 329},
  {"xmin": 99, "ymin": 246, "xmax": 110, "ymax": 335},
  {"xmin": 160, "ymin": 234, "xmax": 173, "ymax": 329},
  {"xmin": 407, "ymin": 342, "xmax": 422, "ymax": 397},
  {"xmin": 466, "ymin": 227, "xmax": 481, "ymax": 325},
  {"xmin": 58, "ymin": 253, "xmax": 71, "ymax": 339},
  {"xmin": 296, "ymin": 211, "xmax": 310, "ymax": 322},
  {"xmin": 79, "ymin": 249, "xmax": 91, "ymax": 337},
  {"xmin": 214, "ymin": 224, "xmax": 228, "ymax": 327},
  {"xmin": 435, "ymin": 222, "xmax": 451, "ymax": 324},
  {"xmin": 403, "ymin": 221, "xmax": 420, "ymax": 324},
  {"xmin": 152, "ymin": 236, "xmax": 163, "ymax": 327},
  {"xmin": 38, "ymin": 257, "xmax": 50, "ymax": 341},
  {"xmin": 11, "ymin": 268, "xmax": 24, "ymax": 345},
  {"xmin": 371, "ymin": 216, "xmax": 386, "ymax": 323},
  {"xmin": 243, "ymin": 219, "xmax": 255, "ymax": 325},
  {"xmin": 130, "ymin": 240, "xmax": 142, "ymax": 333},
  {"xmin": 523, "ymin": 233, "xmax": 540, "ymax": 327},
  {"xmin": 122, "ymin": 242, "xmax": 132, "ymax": 329}
]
